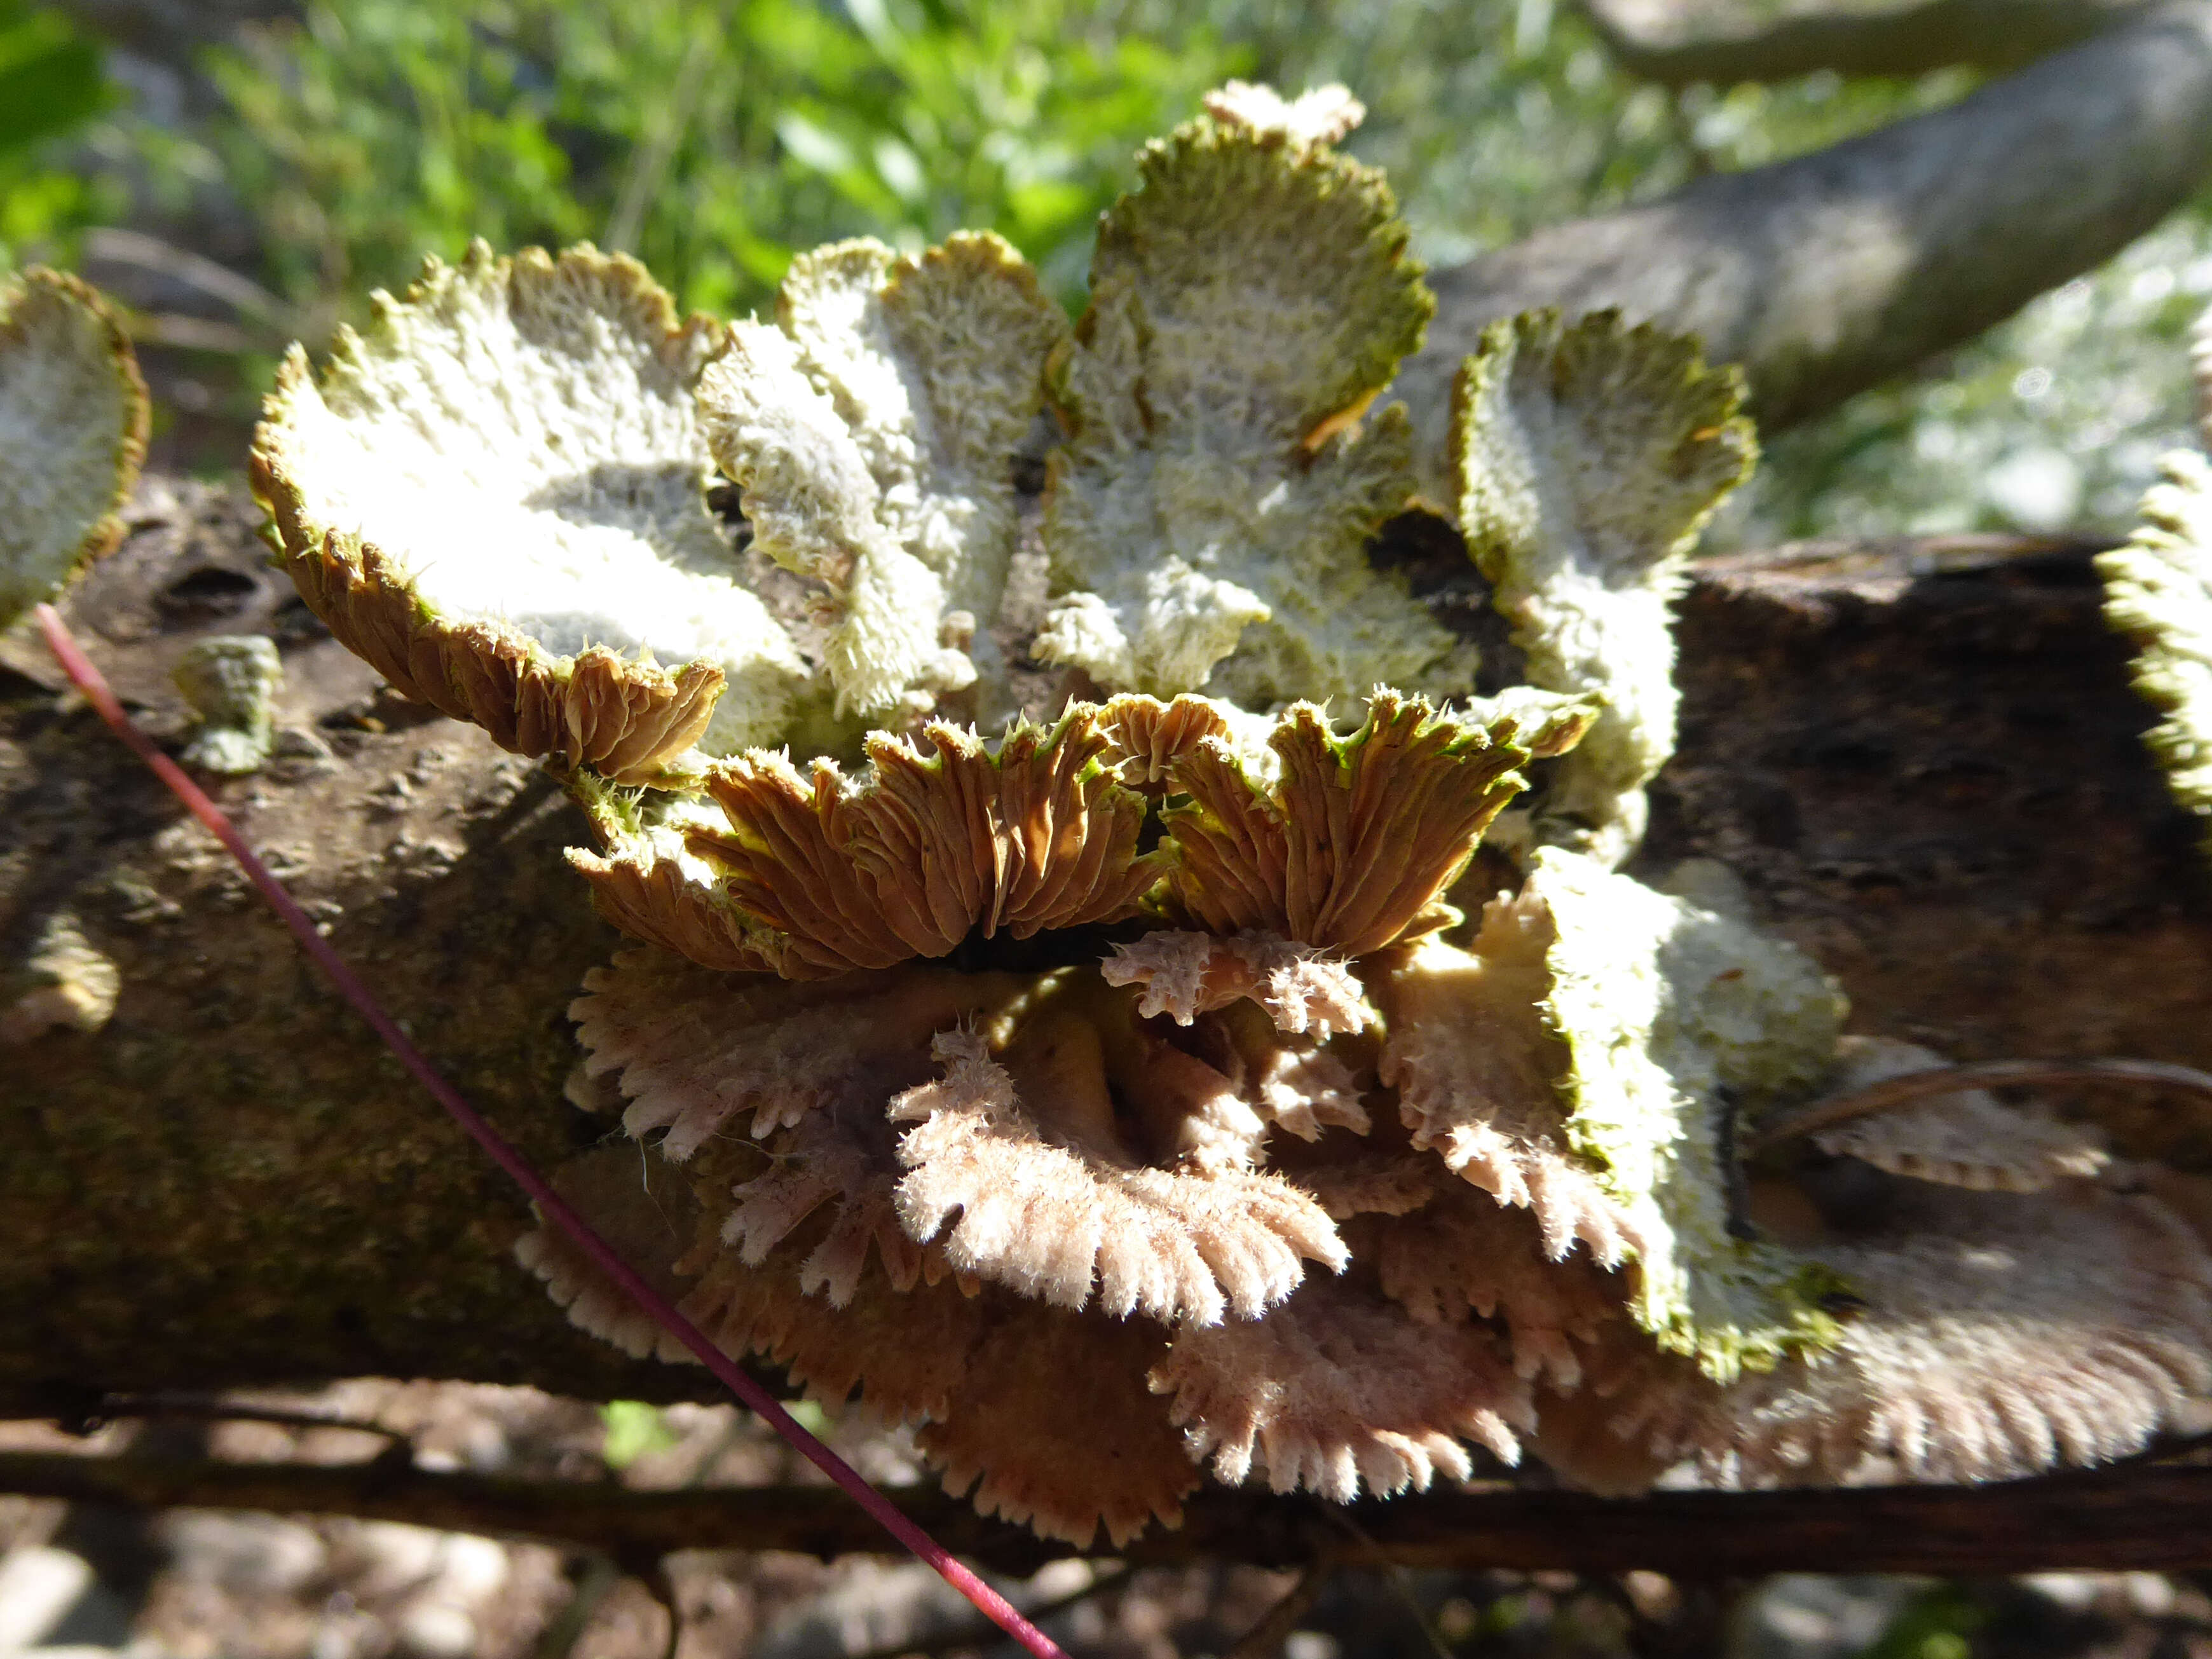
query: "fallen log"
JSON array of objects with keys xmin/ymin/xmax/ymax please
[{"xmin": 0, "ymin": 486, "xmax": 2205, "ymax": 1409}]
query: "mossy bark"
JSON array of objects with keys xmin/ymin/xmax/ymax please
[
  {"xmin": 0, "ymin": 479, "xmax": 673, "ymax": 1408},
  {"xmin": 0, "ymin": 486, "xmax": 2207, "ymax": 1410}
]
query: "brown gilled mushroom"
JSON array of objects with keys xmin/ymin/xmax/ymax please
[
  {"xmin": 519, "ymin": 681, "xmax": 1583, "ymax": 1541},
  {"xmin": 1376, "ymin": 900, "xmax": 1649, "ymax": 1268},
  {"xmin": 915, "ymin": 1311, "xmax": 1200, "ymax": 1546},
  {"xmin": 1533, "ymin": 1178, "xmax": 2212, "ymax": 1491},
  {"xmin": 569, "ymin": 703, "xmax": 1163, "ymax": 976},
  {"xmin": 1157, "ymin": 692, "xmax": 1588, "ymax": 955},
  {"xmin": 1360, "ymin": 1184, "xmax": 1624, "ymax": 1389},
  {"xmin": 1099, "ymin": 929, "xmax": 1374, "ymax": 1041},
  {"xmin": 1150, "ymin": 1272, "xmax": 1532, "ymax": 1501},
  {"xmin": 891, "ymin": 1027, "xmax": 1347, "ymax": 1323}
]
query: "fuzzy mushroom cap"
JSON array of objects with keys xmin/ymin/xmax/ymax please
[
  {"xmin": 1377, "ymin": 899, "xmax": 1642, "ymax": 1265},
  {"xmin": 1453, "ymin": 310, "xmax": 1755, "ymax": 867},
  {"xmin": 571, "ymin": 948, "xmax": 1350, "ymax": 1328},
  {"xmin": 1360, "ymin": 1184, "xmax": 1623, "ymax": 1389},
  {"xmin": 253, "ymin": 242, "xmax": 814, "ymax": 781},
  {"xmin": 698, "ymin": 233, "xmax": 1068, "ymax": 727},
  {"xmin": 540, "ymin": 941, "xmax": 1396, "ymax": 1547},
  {"xmin": 891, "ymin": 1022, "xmax": 1348, "ymax": 1324},
  {"xmin": 2102, "ymin": 447, "xmax": 2212, "ymax": 852},
  {"xmin": 688, "ymin": 1219, "xmax": 1199, "ymax": 1550},
  {"xmin": 1100, "ymin": 929, "xmax": 1374, "ymax": 1042},
  {"xmin": 1, "ymin": 268, "xmax": 147, "ymax": 629},
  {"xmin": 1150, "ymin": 1272, "xmax": 1532, "ymax": 1501},
  {"xmin": 1032, "ymin": 97, "xmax": 1475, "ymax": 706},
  {"xmin": 513, "ymin": 1141, "xmax": 708, "ymax": 1366},
  {"xmin": 918, "ymin": 1309, "xmax": 1200, "ymax": 1548},
  {"xmin": 1812, "ymin": 1036, "xmax": 2107, "ymax": 1192},
  {"xmin": 1378, "ymin": 847, "xmax": 1848, "ymax": 1381}
]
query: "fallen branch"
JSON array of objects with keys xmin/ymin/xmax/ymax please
[
  {"xmin": 1749, "ymin": 1058, "xmax": 2212, "ymax": 1153},
  {"xmin": 1404, "ymin": 3, "xmax": 2212, "ymax": 448},
  {"xmin": 10, "ymin": 1449, "xmax": 2212, "ymax": 1574},
  {"xmin": 1581, "ymin": 0, "xmax": 2151, "ymax": 86}
]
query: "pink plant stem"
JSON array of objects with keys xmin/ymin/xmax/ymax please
[{"xmin": 33, "ymin": 604, "xmax": 1070, "ymax": 1659}]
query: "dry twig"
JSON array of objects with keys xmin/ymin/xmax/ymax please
[
  {"xmin": 12, "ymin": 1449, "xmax": 2212, "ymax": 1575},
  {"xmin": 1747, "ymin": 1058, "xmax": 2212, "ymax": 1155}
]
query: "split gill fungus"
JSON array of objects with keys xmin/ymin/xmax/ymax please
[{"xmin": 226, "ymin": 82, "xmax": 2212, "ymax": 1549}]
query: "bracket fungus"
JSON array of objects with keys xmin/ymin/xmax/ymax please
[
  {"xmin": 252, "ymin": 245, "xmax": 815, "ymax": 779},
  {"xmin": 254, "ymin": 86, "xmax": 2212, "ymax": 1546},
  {"xmin": 1, "ymin": 268, "xmax": 147, "ymax": 631},
  {"xmin": 1, "ymin": 271, "xmax": 141, "ymax": 1049},
  {"xmin": 1030, "ymin": 103, "xmax": 1471, "ymax": 710},
  {"xmin": 1454, "ymin": 309, "xmax": 1756, "ymax": 868},
  {"xmin": 2103, "ymin": 442, "xmax": 2212, "ymax": 852},
  {"xmin": 697, "ymin": 234, "xmax": 1068, "ymax": 728}
]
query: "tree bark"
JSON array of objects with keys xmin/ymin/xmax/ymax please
[
  {"xmin": 1403, "ymin": 2, "xmax": 2212, "ymax": 455},
  {"xmin": 2, "ymin": 488, "xmax": 2209, "ymax": 1409},
  {"xmin": 1580, "ymin": 0, "xmax": 2152, "ymax": 86}
]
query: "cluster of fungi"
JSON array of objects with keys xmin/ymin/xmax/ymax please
[{"xmin": 10, "ymin": 83, "xmax": 2212, "ymax": 1550}]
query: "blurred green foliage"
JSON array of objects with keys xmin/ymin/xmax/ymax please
[
  {"xmin": 1862, "ymin": 1582, "xmax": 1987, "ymax": 1659},
  {"xmin": 0, "ymin": 1, "xmax": 119, "ymax": 259},
  {"xmin": 1229, "ymin": 0, "xmax": 1972, "ymax": 264},
  {"xmin": 3, "ymin": 0, "xmax": 1944, "ymax": 325},
  {"xmin": 195, "ymin": 0, "xmax": 1239, "ymax": 326},
  {"xmin": 0, "ymin": 0, "xmax": 104, "ymax": 151},
  {"xmin": 5, "ymin": 0, "xmax": 2212, "ymax": 538},
  {"xmin": 597, "ymin": 1399, "xmax": 678, "ymax": 1469}
]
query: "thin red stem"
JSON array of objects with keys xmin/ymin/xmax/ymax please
[{"xmin": 33, "ymin": 604, "xmax": 1068, "ymax": 1659}]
